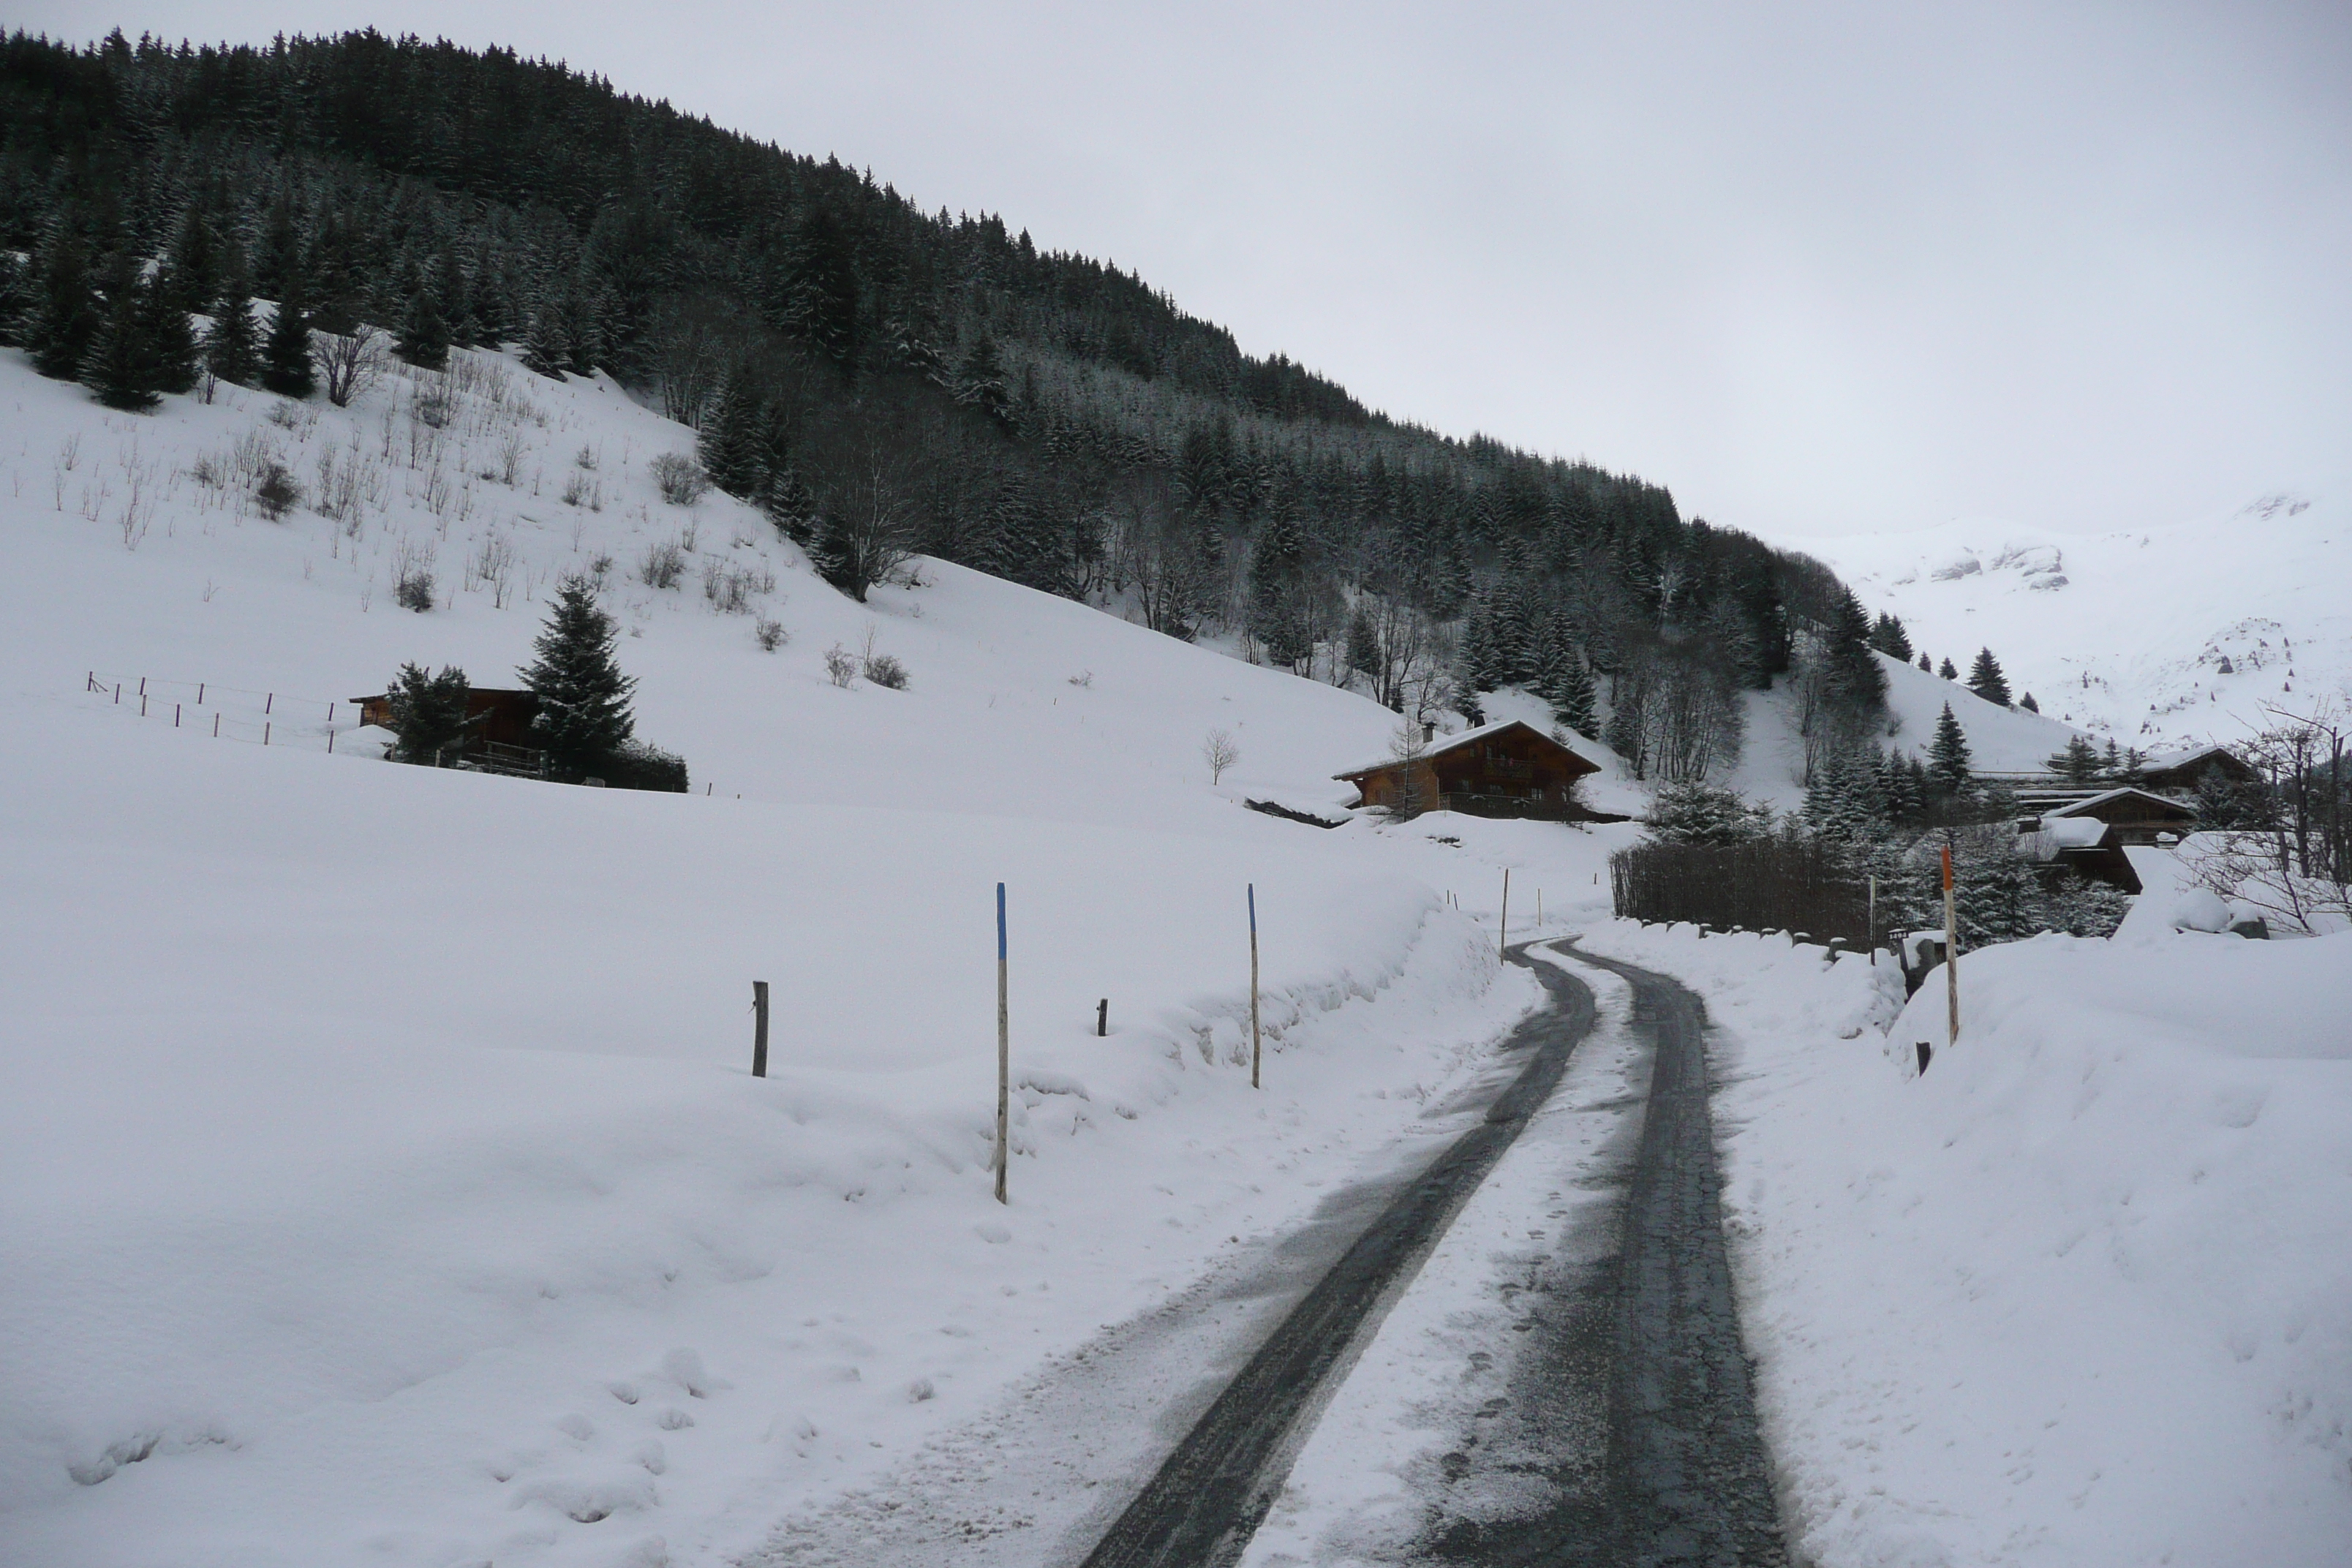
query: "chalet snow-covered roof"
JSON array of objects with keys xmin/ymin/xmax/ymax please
[
  {"xmin": 2023, "ymin": 815, "xmax": 2113, "ymax": 853},
  {"xmin": 2141, "ymin": 743, "xmax": 2237, "ymax": 774},
  {"xmin": 1331, "ymin": 717, "xmax": 1599, "ymax": 780},
  {"xmin": 2041, "ymin": 786, "xmax": 2195, "ymax": 818}
]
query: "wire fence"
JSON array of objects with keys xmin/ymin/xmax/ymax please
[{"xmin": 83, "ymin": 669, "xmax": 375, "ymax": 755}]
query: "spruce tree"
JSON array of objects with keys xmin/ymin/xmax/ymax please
[
  {"xmin": 203, "ymin": 257, "xmax": 262, "ymax": 385},
  {"xmin": 0, "ymin": 247, "xmax": 26, "ymax": 347},
  {"xmin": 1344, "ymin": 607, "xmax": 1378, "ymax": 682},
  {"xmin": 385, "ymin": 663, "xmax": 473, "ymax": 763},
  {"xmin": 260, "ymin": 271, "xmax": 315, "ymax": 398},
  {"xmin": 521, "ymin": 296, "xmax": 571, "ymax": 379},
  {"xmin": 2019, "ymin": 692, "xmax": 2039, "ymax": 713},
  {"xmin": 81, "ymin": 257, "xmax": 159, "ymax": 411},
  {"xmin": 519, "ymin": 575, "xmax": 637, "ymax": 779},
  {"xmin": 162, "ymin": 208, "xmax": 219, "ymax": 314},
  {"xmin": 434, "ymin": 245, "xmax": 476, "ymax": 347},
  {"xmin": 28, "ymin": 230, "xmax": 102, "ymax": 380},
  {"xmin": 698, "ymin": 369, "xmax": 764, "ymax": 497},
  {"xmin": 393, "ymin": 263, "xmax": 451, "ymax": 369},
  {"xmin": 137, "ymin": 263, "xmax": 199, "ymax": 395},
  {"xmin": 1967, "ymin": 647, "xmax": 2012, "ymax": 707},
  {"xmin": 2045, "ymin": 734, "xmax": 2103, "ymax": 785},
  {"xmin": 1938, "ymin": 656, "xmax": 1959, "ymax": 680},
  {"xmin": 1929, "ymin": 703, "xmax": 1973, "ymax": 795},
  {"xmin": 1918, "ymin": 652, "xmax": 1933, "ymax": 673},
  {"xmin": 1868, "ymin": 611, "xmax": 1914, "ymax": 661},
  {"xmin": 1825, "ymin": 587, "xmax": 1888, "ymax": 706}
]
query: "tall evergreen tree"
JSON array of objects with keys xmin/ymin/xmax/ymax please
[
  {"xmin": 393, "ymin": 263, "xmax": 451, "ymax": 370},
  {"xmin": 385, "ymin": 663, "xmax": 473, "ymax": 764},
  {"xmin": 2019, "ymin": 692, "xmax": 2039, "ymax": 713},
  {"xmin": 1344, "ymin": 606, "xmax": 1379, "ymax": 682},
  {"xmin": 1967, "ymin": 647, "xmax": 2012, "ymax": 707},
  {"xmin": 203, "ymin": 249, "xmax": 262, "ymax": 385},
  {"xmin": 1929, "ymin": 702, "xmax": 1973, "ymax": 795},
  {"xmin": 519, "ymin": 576, "xmax": 637, "ymax": 779},
  {"xmin": 80, "ymin": 255, "xmax": 159, "ymax": 411},
  {"xmin": 260, "ymin": 269, "xmax": 315, "ymax": 397},
  {"xmin": 27, "ymin": 230, "xmax": 102, "ymax": 380},
  {"xmin": 697, "ymin": 367, "xmax": 764, "ymax": 497},
  {"xmin": 2045, "ymin": 734, "xmax": 2103, "ymax": 785},
  {"xmin": 1867, "ymin": 611, "xmax": 1914, "ymax": 661},
  {"xmin": 1825, "ymin": 587, "xmax": 1888, "ymax": 706},
  {"xmin": 1918, "ymin": 651, "xmax": 1933, "ymax": 673},
  {"xmin": 1938, "ymin": 656, "xmax": 1959, "ymax": 680},
  {"xmin": 137, "ymin": 263, "xmax": 199, "ymax": 395}
]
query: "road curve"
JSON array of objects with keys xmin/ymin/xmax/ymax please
[{"xmin": 1078, "ymin": 948, "xmax": 1601, "ymax": 1568}]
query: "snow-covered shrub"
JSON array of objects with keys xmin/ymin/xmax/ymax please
[
  {"xmin": 639, "ymin": 540, "xmax": 687, "ymax": 589},
  {"xmin": 753, "ymin": 617, "xmax": 788, "ymax": 652},
  {"xmin": 649, "ymin": 453, "xmax": 708, "ymax": 505},
  {"xmin": 702, "ymin": 560, "xmax": 774, "ymax": 614},
  {"xmin": 601, "ymin": 739, "xmax": 690, "ymax": 794},
  {"xmin": 393, "ymin": 570, "xmax": 434, "ymax": 612},
  {"xmin": 254, "ymin": 461, "xmax": 301, "ymax": 521},
  {"xmin": 1646, "ymin": 781, "xmax": 1772, "ymax": 845},
  {"xmin": 864, "ymin": 652, "xmax": 908, "ymax": 690},
  {"xmin": 823, "ymin": 644, "xmax": 857, "ymax": 687}
]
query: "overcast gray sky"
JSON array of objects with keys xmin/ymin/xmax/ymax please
[{"xmin": 25, "ymin": 1, "xmax": 2352, "ymax": 539}]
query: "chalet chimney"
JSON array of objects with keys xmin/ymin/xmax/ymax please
[{"xmin": 1422, "ymin": 722, "xmax": 1435, "ymax": 743}]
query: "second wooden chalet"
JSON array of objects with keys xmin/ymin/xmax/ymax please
[{"xmin": 1335, "ymin": 719, "xmax": 1602, "ymax": 821}]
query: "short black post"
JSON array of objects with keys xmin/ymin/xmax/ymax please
[
  {"xmin": 752, "ymin": 981, "xmax": 770, "ymax": 1077},
  {"xmin": 1915, "ymin": 1040, "xmax": 1933, "ymax": 1076},
  {"xmin": 1097, "ymin": 998, "xmax": 1108, "ymax": 1037}
]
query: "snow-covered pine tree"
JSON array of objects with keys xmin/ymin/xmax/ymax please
[
  {"xmin": 1918, "ymin": 652, "xmax": 1933, "ymax": 673},
  {"xmin": 1826, "ymin": 587, "xmax": 1888, "ymax": 707},
  {"xmin": 1929, "ymin": 702, "xmax": 1973, "ymax": 796},
  {"xmin": 81, "ymin": 255, "xmax": 160, "ymax": 411},
  {"xmin": 260, "ymin": 271, "xmax": 315, "ymax": 398},
  {"xmin": 1646, "ymin": 781, "xmax": 1769, "ymax": 845},
  {"xmin": 137, "ymin": 261, "xmax": 198, "ymax": 395},
  {"xmin": 1938, "ymin": 656, "xmax": 1959, "ymax": 680},
  {"xmin": 2019, "ymin": 692, "xmax": 2039, "ymax": 713},
  {"xmin": 2046, "ymin": 734, "xmax": 2103, "ymax": 785},
  {"xmin": 393, "ymin": 262, "xmax": 451, "ymax": 369},
  {"xmin": 385, "ymin": 663, "xmax": 473, "ymax": 764},
  {"xmin": 27, "ymin": 228, "xmax": 102, "ymax": 380},
  {"xmin": 1868, "ymin": 611, "xmax": 1913, "ymax": 661},
  {"xmin": 1967, "ymin": 647, "xmax": 2012, "ymax": 707},
  {"xmin": 519, "ymin": 575, "xmax": 638, "ymax": 780},
  {"xmin": 1344, "ymin": 606, "xmax": 1378, "ymax": 685},
  {"xmin": 203, "ymin": 251, "xmax": 262, "ymax": 385}
]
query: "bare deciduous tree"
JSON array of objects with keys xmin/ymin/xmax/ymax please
[
  {"xmin": 1202, "ymin": 727, "xmax": 1241, "ymax": 784},
  {"xmin": 314, "ymin": 325, "xmax": 387, "ymax": 409}
]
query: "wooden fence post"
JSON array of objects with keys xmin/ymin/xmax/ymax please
[
  {"xmin": 1248, "ymin": 883, "xmax": 1262, "ymax": 1090},
  {"xmin": 1097, "ymin": 998, "xmax": 1108, "ymax": 1037},
  {"xmin": 995, "ymin": 883, "xmax": 1009, "ymax": 1205},
  {"xmin": 751, "ymin": 981, "xmax": 769, "ymax": 1077},
  {"xmin": 1499, "ymin": 867, "xmax": 1510, "ymax": 956},
  {"xmin": 1942, "ymin": 845, "xmax": 1960, "ymax": 1044},
  {"xmin": 1868, "ymin": 875, "xmax": 1878, "ymax": 965}
]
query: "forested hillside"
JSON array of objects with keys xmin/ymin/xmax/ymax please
[{"xmin": 0, "ymin": 26, "xmax": 1856, "ymax": 776}]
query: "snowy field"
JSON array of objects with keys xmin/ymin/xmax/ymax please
[
  {"xmin": 1578, "ymin": 919, "xmax": 2352, "ymax": 1568},
  {"xmin": 0, "ymin": 347, "xmax": 1604, "ymax": 1568}
]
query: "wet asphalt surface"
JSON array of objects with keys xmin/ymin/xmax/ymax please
[
  {"xmin": 1414, "ymin": 944, "xmax": 1786, "ymax": 1567},
  {"xmin": 1078, "ymin": 946, "xmax": 1600, "ymax": 1568},
  {"xmin": 1081, "ymin": 940, "xmax": 1786, "ymax": 1567}
]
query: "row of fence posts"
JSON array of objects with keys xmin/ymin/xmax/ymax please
[
  {"xmin": 90, "ymin": 671, "xmax": 342, "ymax": 750},
  {"xmin": 745, "ymin": 879, "xmax": 1270, "ymax": 1205}
]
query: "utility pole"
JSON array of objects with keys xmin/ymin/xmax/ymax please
[
  {"xmin": 995, "ymin": 883, "xmax": 1009, "ymax": 1205},
  {"xmin": 1942, "ymin": 845, "xmax": 1960, "ymax": 1045},
  {"xmin": 1248, "ymin": 883, "xmax": 1262, "ymax": 1090}
]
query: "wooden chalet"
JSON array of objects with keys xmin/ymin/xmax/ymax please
[
  {"xmin": 350, "ymin": 686, "xmax": 548, "ymax": 776},
  {"xmin": 1335, "ymin": 719, "xmax": 1602, "ymax": 821},
  {"xmin": 2016, "ymin": 787, "xmax": 2201, "ymax": 891},
  {"xmin": 2139, "ymin": 744, "xmax": 2258, "ymax": 796}
]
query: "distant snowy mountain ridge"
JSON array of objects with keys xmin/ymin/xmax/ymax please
[{"xmin": 1781, "ymin": 489, "xmax": 2349, "ymax": 753}]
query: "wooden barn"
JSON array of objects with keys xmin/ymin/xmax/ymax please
[
  {"xmin": 1335, "ymin": 719, "xmax": 1602, "ymax": 821},
  {"xmin": 350, "ymin": 687, "xmax": 547, "ymax": 774}
]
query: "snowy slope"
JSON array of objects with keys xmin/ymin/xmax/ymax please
[
  {"xmin": 0, "ymin": 345, "xmax": 1633, "ymax": 1568},
  {"xmin": 1782, "ymin": 493, "xmax": 2352, "ymax": 750}
]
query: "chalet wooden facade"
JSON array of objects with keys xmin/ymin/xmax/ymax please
[
  {"xmin": 2139, "ymin": 744, "xmax": 2259, "ymax": 796},
  {"xmin": 2017, "ymin": 787, "xmax": 2202, "ymax": 891},
  {"xmin": 350, "ymin": 687, "xmax": 548, "ymax": 775},
  {"xmin": 1335, "ymin": 719, "xmax": 1602, "ymax": 821}
]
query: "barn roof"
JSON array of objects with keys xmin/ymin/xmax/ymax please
[
  {"xmin": 1333, "ymin": 717, "xmax": 1599, "ymax": 780},
  {"xmin": 2042, "ymin": 785, "xmax": 2196, "ymax": 818},
  {"xmin": 2141, "ymin": 743, "xmax": 2244, "ymax": 775}
]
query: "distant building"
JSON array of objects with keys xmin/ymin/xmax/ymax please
[
  {"xmin": 350, "ymin": 687, "xmax": 547, "ymax": 776},
  {"xmin": 2016, "ymin": 787, "xmax": 2201, "ymax": 891},
  {"xmin": 1335, "ymin": 718, "xmax": 1605, "ymax": 822},
  {"xmin": 2138, "ymin": 744, "xmax": 2259, "ymax": 796}
]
